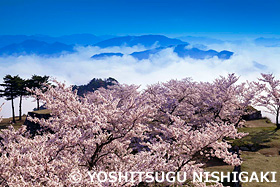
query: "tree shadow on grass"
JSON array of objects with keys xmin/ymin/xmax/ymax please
[{"xmin": 233, "ymin": 128, "xmax": 279, "ymax": 152}]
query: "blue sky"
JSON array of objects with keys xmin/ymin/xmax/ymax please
[{"xmin": 0, "ymin": 0, "xmax": 280, "ymax": 38}]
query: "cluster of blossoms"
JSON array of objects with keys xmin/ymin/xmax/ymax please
[
  {"xmin": 0, "ymin": 74, "xmax": 256, "ymax": 186},
  {"xmin": 253, "ymin": 73, "xmax": 280, "ymax": 129}
]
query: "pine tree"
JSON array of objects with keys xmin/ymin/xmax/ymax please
[
  {"xmin": 0, "ymin": 75, "xmax": 22, "ymax": 123},
  {"xmin": 17, "ymin": 77, "xmax": 29, "ymax": 120},
  {"xmin": 27, "ymin": 75, "xmax": 49, "ymax": 110}
]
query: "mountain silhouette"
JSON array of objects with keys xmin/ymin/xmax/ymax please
[
  {"xmin": 128, "ymin": 44, "xmax": 233, "ymax": 60},
  {"xmin": 0, "ymin": 40, "xmax": 75, "ymax": 56},
  {"xmin": 130, "ymin": 47, "xmax": 167, "ymax": 60},
  {"xmin": 0, "ymin": 34, "xmax": 233, "ymax": 59},
  {"xmin": 94, "ymin": 35, "xmax": 187, "ymax": 48},
  {"xmin": 92, "ymin": 44, "xmax": 233, "ymax": 60},
  {"xmin": 174, "ymin": 44, "xmax": 233, "ymax": 59},
  {"xmin": 0, "ymin": 34, "xmax": 115, "ymax": 48},
  {"xmin": 177, "ymin": 36, "xmax": 224, "ymax": 45},
  {"xmin": 255, "ymin": 37, "xmax": 280, "ymax": 47},
  {"xmin": 91, "ymin": 53, "xmax": 124, "ymax": 59},
  {"xmin": 53, "ymin": 34, "xmax": 108, "ymax": 45},
  {"xmin": 0, "ymin": 35, "xmax": 31, "ymax": 48}
]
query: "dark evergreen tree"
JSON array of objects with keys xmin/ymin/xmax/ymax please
[
  {"xmin": 0, "ymin": 75, "xmax": 22, "ymax": 123},
  {"xmin": 27, "ymin": 75, "xmax": 49, "ymax": 110},
  {"xmin": 17, "ymin": 77, "xmax": 29, "ymax": 120}
]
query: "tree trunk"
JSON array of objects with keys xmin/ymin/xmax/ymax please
[
  {"xmin": 37, "ymin": 97, "xmax": 40, "ymax": 110},
  {"xmin": 11, "ymin": 97, "xmax": 15, "ymax": 123},
  {"xmin": 233, "ymin": 146, "xmax": 242, "ymax": 187},
  {"xmin": 276, "ymin": 107, "xmax": 280, "ymax": 129},
  {"xmin": 19, "ymin": 94, "xmax": 22, "ymax": 121},
  {"xmin": 233, "ymin": 165, "xmax": 242, "ymax": 187}
]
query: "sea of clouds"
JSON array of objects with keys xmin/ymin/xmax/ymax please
[{"xmin": 0, "ymin": 41, "xmax": 280, "ymax": 120}]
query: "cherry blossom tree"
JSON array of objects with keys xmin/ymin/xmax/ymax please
[
  {"xmin": 254, "ymin": 73, "xmax": 280, "ymax": 129},
  {"xmin": 0, "ymin": 75, "xmax": 252, "ymax": 186},
  {"xmin": 0, "ymin": 82, "xmax": 155, "ymax": 186},
  {"xmin": 145, "ymin": 74, "xmax": 256, "ymax": 128}
]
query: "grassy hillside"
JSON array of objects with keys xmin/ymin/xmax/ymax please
[
  {"xmin": 233, "ymin": 119, "xmax": 280, "ymax": 187},
  {"xmin": 206, "ymin": 119, "xmax": 280, "ymax": 186},
  {"xmin": 0, "ymin": 109, "xmax": 51, "ymax": 131},
  {"xmin": 0, "ymin": 115, "xmax": 26, "ymax": 130}
]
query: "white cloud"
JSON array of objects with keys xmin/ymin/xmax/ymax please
[{"xmin": 1, "ymin": 43, "xmax": 280, "ymax": 120}]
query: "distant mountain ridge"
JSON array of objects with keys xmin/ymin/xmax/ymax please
[
  {"xmin": 91, "ymin": 44, "xmax": 234, "ymax": 60},
  {"xmin": 0, "ymin": 34, "xmax": 234, "ymax": 60},
  {"xmin": 177, "ymin": 36, "xmax": 224, "ymax": 45},
  {"xmin": 254, "ymin": 37, "xmax": 280, "ymax": 47},
  {"xmin": 94, "ymin": 35, "xmax": 187, "ymax": 48},
  {"xmin": 0, "ymin": 34, "xmax": 114, "ymax": 48},
  {"xmin": 91, "ymin": 53, "xmax": 124, "ymax": 59},
  {"xmin": 173, "ymin": 44, "xmax": 233, "ymax": 60},
  {"xmin": 130, "ymin": 47, "xmax": 167, "ymax": 60},
  {"xmin": 0, "ymin": 40, "xmax": 75, "ymax": 56}
]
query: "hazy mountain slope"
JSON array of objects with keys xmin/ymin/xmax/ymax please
[
  {"xmin": 0, "ymin": 40, "xmax": 75, "ymax": 56},
  {"xmin": 0, "ymin": 34, "xmax": 115, "ymax": 47},
  {"xmin": 174, "ymin": 44, "xmax": 233, "ymax": 59},
  {"xmin": 128, "ymin": 44, "xmax": 233, "ymax": 60},
  {"xmin": 178, "ymin": 36, "xmax": 224, "ymax": 45},
  {"xmin": 130, "ymin": 47, "xmax": 166, "ymax": 60},
  {"xmin": 94, "ymin": 35, "xmax": 187, "ymax": 48},
  {"xmin": 255, "ymin": 37, "xmax": 280, "ymax": 47},
  {"xmin": 91, "ymin": 53, "xmax": 124, "ymax": 59}
]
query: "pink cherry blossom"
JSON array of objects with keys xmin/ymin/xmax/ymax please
[{"xmin": 0, "ymin": 74, "xmax": 253, "ymax": 186}]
